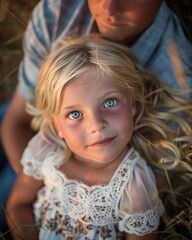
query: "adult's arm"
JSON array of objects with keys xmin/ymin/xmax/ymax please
[
  {"xmin": 6, "ymin": 172, "xmax": 43, "ymax": 240},
  {"xmin": 1, "ymin": 91, "xmax": 34, "ymax": 174},
  {"xmin": 126, "ymin": 232, "xmax": 157, "ymax": 240},
  {"xmin": 1, "ymin": 0, "xmax": 61, "ymax": 174}
]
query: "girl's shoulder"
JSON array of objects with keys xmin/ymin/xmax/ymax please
[
  {"xmin": 21, "ymin": 133, "xmax": 59, "ymax": 180},
  {"xmin": 120, "ymin": 152, "xmax": 159, "ymax": 209},
  {"xmin": 117, "ymin": 148, "xmax": 164, "ymax": 235}
]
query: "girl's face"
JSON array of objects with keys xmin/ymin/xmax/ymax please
[
  {"xmin": 88, "ymin": 0, "xmax": 163, "ymax": 44},
  {"xmin": 54, "ymin": 72, "xmax": 136, "ymax": 167}
]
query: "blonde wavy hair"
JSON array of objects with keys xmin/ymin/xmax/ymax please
[{"xmin": 27, "ymin": 35, "xmax": 192, "ymax": 173}]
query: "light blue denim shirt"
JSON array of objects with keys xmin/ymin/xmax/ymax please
[
  {"xmin": 17, "ymin": 0, "xmax": 192, "ymax": 101},
  {"xmin": 132, "ymin": 2, "xmax": 192, "ymax": 89}
]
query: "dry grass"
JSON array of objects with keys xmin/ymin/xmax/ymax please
[{"xmin": 0, "ymin": 0, "xmax": 39, "ymax": 106}]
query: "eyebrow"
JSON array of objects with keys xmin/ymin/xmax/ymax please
[
  {"xmin": 60, "ymin": 90, "xmax": 122, "ymax": 112},
  {"xmin": 61, "ymin": 105, "xmax": 81, "ymax": 112}
]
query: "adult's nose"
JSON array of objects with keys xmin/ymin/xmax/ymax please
[{"xmin": 102, "ymin": 0, "xmax": 118, "ymax": 16}]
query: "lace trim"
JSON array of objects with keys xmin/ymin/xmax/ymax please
[
  {"xmin": 40, "ymin": 160, "xmax": 132, "ymax": 225},
  {"xmin": 37, "ymin": 148, "xmax": 142, "ymax": 226},
  {"xmin": 42, "ymin": 147, "xmax": 138, "ymax": 189},
  {"xmin": 119, "ymin": 205, "xmax": 160, "ymax": 235},
  {"xmin": 34, "ymin": 197, "xmax": 162, "ymax": 235},
  {"xmin": 21, "ymin": 148, "xmax": 43, "ymax": 180},
  {"xmin": 30, "ymin": 147, "xmax": 162, "ymax": 234}
]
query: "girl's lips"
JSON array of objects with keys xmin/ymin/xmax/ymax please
[{"xmin": 89, "ymin": 137, "xmax": 116, "ymax": 147}]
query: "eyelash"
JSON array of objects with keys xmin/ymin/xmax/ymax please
[
  {"xmin": 67, "ymin": 98, "xmax": 118, "ymax": 120},
  {"xmin": 68, "ymin": 111, "xmax": 83, "ymax": 120},
  {"xmin": 103, "ymin": 98, "xmax": 118, "ymax": 108}
]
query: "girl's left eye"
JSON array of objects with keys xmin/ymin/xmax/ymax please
[
  {"xmin": 68, "ymin": 111, "xmax": 83, "ymax": 120},
  {"xmin": 103, "ymin": 98, "xmax": 117, "ymax": 108}
]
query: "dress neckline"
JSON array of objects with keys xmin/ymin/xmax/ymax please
[{"xmin": 42, "ymin": 147, "xmax": 139, "ymax": 189}]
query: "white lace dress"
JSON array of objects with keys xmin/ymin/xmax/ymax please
[{"xmin": 21, "ymin": 133, "xmax": 164, "ymax": 240}]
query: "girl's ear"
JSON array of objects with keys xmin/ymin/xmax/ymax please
[
  {"xmin": 131, "ymin": 98, "xmax": 137, "ymax": 117},
  {"xmin": 53, "ymin": 120, "xmax": 64, "ymax": 139}
]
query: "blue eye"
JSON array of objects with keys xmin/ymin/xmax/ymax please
[
  {"xmin": 103, "ymin": 98, "xmax": 117, "ymax": 108},
  {"xmin": 68, "ymin": 111, "xmax": 83, "ymax": 120}
]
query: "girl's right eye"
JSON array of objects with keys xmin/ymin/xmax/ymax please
[{"xmin": 68, "ymin": 111, "xmax": 83, "ymax": 120}]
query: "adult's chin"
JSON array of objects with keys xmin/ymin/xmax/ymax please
[{"xmin": 98, "ymin": 25, "xmax": 133, "ymax": 43}]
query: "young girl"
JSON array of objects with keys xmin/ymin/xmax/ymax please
[{"xmin": 7, "ymin": 36, "xmax": 192, "ymax": 240}]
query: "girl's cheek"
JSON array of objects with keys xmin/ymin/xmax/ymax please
[
  {"xmin": 63, "ymin": 118, "xmax": 81, "ymax": 128},
  {"xmin": 107, "ymin": 103, "xmax": 131, "ymax": 117}
]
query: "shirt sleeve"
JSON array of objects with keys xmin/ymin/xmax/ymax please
[
  {"xmin": 118, "ymin": 157, "xmax": 164, "ymax": 236},
  {"xmin": 21, "ymin": 133, "xmax": 56, "ymax": 180},
  {"xmin": 17, "ymin": 0, "xmax": 59, "ymax": 101}
]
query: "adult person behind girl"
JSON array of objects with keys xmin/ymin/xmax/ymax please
[
  {"xmin": 1, "ymin": 0, "xmax": 192, "ymax": 231},
  {"xmin": 6, "ymin": 36, "xmax": 192, "ymax": 240}
]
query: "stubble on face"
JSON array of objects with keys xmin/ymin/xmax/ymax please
[{"xmin": 88, "ymin": 0, "xmax": 163, "ymax": 45}]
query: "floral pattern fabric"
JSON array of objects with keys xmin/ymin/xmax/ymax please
[{"xmin": 21, "ymin": 135, "xmax": 164, "ymax": 239}]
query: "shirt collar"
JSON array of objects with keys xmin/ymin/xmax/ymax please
[
  {"xmin": 131, "ymin": 2, "xmax": 170, "ymax": 66},
  {"xmin": 86, "ymin": 2, "xmax": 170, "ymax": 68}
]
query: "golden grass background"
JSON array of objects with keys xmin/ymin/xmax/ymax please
[{"xmin": 0, "ymin": 0, "xmax": 39, "ymax": 106}]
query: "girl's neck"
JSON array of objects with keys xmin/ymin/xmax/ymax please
[
  {"xmin": 60, "ymin": 146, "xmax": 129, "ymax": 186},
  {"xmin": 73, "ymin": 145, "xmax": 129, "ymax": 169}
]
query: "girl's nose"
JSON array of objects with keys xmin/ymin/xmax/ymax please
[{"xmin": 87, "ymin": 112, "xmax": 107, "ymax": 133}]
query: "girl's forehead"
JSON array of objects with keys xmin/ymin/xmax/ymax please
[
  {"xmin": 67, "ymin": 73, "xmax": 113, "ymax": 89},
  {"xmin": 60, "ymin": 64, "xmax": 134, "ymax": 93},
  {"xmin": 63, "ymin": 67, "xmax": 105, "ymax": 87},
  {"xmin": 60, "ymin": 73, "xmax": 134, "ymax": 110},
  {"xmin": 62, "ymin": 72, "xmax": 131, "ymax": 101}
]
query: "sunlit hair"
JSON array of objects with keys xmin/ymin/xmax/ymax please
[{"xmin": 27, "ymin": 35, "xmax": 192, "ymax": 171}]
